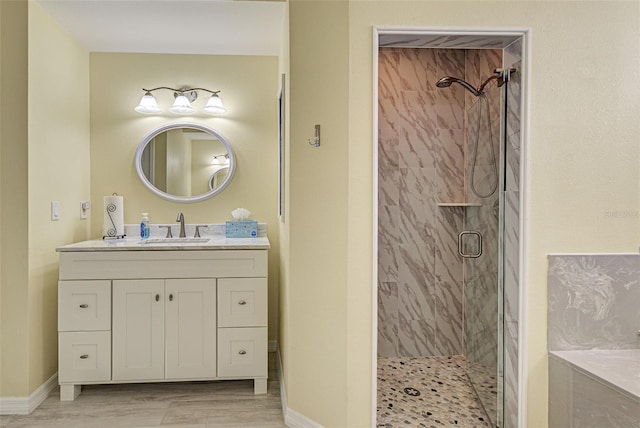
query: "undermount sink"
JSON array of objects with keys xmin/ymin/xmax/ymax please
[{"xmin": 143, "ymin": 238, "xmax": 211, "ymax": 244}]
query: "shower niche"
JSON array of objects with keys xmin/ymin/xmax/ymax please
[{"xmin": 377, "ymin": 35, "xmax": 522, "ymax": 428}]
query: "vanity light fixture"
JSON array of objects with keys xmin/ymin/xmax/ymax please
[
  {"xmin": 212, "ymin": 154, "xmax": 229, "ymax": 165},
  {"xmin": 134, "ymin": 86, "xmax": 226, "ymax": 115}
]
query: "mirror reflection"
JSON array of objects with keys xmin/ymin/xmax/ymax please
[
  {"xmin": 135, "ymin": 123, "xmax": 236, "ymax": 203},
  {"xmin": 209, "ymin": 167, "xmax": 229, "ymax": 191}
]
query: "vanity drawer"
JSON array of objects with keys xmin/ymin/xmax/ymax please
[
  {"xmin": 217, "ymin": 327, "xmax": 267, "ymax": 377},
  {"xmin": 58, "ymin": 280, "xmax": 111, "ymax": 331},
  {"xmin": 217, "ymin": 278, "xmax": 267, "ymax": 327},
  {"xmin": 58, "ymin": 331, "xmax": 111, "ymax": 382}
]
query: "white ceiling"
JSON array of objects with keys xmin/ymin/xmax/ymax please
[{"xmin": 36, "ymin": 0, "xmax": 286, "ymax": 56}]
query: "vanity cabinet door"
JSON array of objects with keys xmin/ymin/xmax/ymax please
[
  {"xmin": 165, "ymin": 279, "xmax": 216, "ymax": 379},
  {"xmin": 112, "ymin": 280, "xmax": 165, "ymax": 381}
]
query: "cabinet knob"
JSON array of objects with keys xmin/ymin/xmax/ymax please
[
  {"xmin": 238, "ymin": 300, "xmax": 247, "ymax": 305},
  {"xmin": 169, "ymin": 294, "xmax": 174, "ymax": 302},
  {"xmin": 79, "ymin": 354, "xmax": 89, "ymax": 359},
  {"xmin": 79, "ymin": 304, "xmax": 89, "ymax": 308},
  {"xmin": 155, "ymin": 294, "xmax": 160, "ymax": 302},
  {"xmin": 238, "ymin": 350, "xmax": 247, "ymax": 355}
]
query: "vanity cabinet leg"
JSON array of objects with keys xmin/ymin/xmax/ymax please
[
  {"xmin": 254, "ymin": 378, "xmax": 267, "ymax": 394},
  {"xmin": 59, "ymin": 384, "xmax": 81, "ymax": 401}
]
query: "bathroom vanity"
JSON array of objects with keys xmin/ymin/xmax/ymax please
[{"xmin": 56, "ymin": 236, "xmax": 269, "ymax": 401}]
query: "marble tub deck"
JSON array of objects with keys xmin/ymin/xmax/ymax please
[
  {"xmin": 549, "ymin": 349, "xmax": 640, "ymax": 400},
  {"xmin": 377, "ymin": 355, "xmax": 491, "ymax": 428}
]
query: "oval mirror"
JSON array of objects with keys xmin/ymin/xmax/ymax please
[{"xmin": 135, "ymin": 122, "xmax": 236, "ymax": 203}]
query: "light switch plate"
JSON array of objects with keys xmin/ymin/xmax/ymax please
[
  {"xmin": 80, "ymin": 201, "xmax": 90, "ymax": 219},
  {"xmin": 51, "ymin": 201, "xmax": 60, "ymax": 221}
]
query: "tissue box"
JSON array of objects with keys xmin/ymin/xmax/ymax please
[{"xmin": 225, "ymin": 221, "xmax": 258, "ymax": 238}]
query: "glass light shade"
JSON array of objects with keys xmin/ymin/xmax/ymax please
[
  {"xmin": 134, "ymin": 93, "xmax": 161, "ymax": 114},
  {"xmin": 202, "ymin": 94, "xmax": 226, "ymax": 114},
  {"xmin": 169, "ymin": 95, "xmax": 195, "ymax": 115}
]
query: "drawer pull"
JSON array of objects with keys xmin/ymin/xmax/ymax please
[
  {"xmin": 238, "ymin": 350, "xmax": 247, "ymax": 355},
  {"xmin": 238, "ymin": 300, "xmax": 247, "ymax": 305},
  {"xmin": 79, "ymin": 304, "xmax": 89, "ymax": 308},
  {"xmin": 79, "ymin": 354, "xmax": 89, "ymax": 359},
  {"xmin": 155, "ymin": 294, "xmax": 160, "ymax": 302}
]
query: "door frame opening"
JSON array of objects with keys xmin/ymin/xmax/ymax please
[{"xmin": 371, "ymin": 26, "xmax": 531, "ymax": 427}]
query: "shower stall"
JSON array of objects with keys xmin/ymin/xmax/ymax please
[{"xmin": 376, "ymin": 38, "xmax": 522, "ymax": 428}]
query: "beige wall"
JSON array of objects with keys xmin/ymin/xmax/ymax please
[
  {"xmin": 0, "ymin": 0, "xmax": 29, "ymax": 397},
  {"xmin": 0, "ymin": 1, "xmax": 91, "ymax": 397},
  {"xmin": 89, "ymin": 53, "xmax": 281, "ymax": 342},
  {"xmin": 285, "ymin": 1, "xmax": 640, "ymax": 427},
  {"xmin": 27, "ymin": 0, "xmax": 92, "ymax": 393},
  {"xmin": 286, "ymin": 1, "xmax": 352, "ymax": 426}
]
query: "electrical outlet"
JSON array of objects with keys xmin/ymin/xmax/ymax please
[
  {"xmin": 80, "ymin": 201, "xmax": 90, "ymax": 219},
  {"xmin": 51, "ymin": 201, "xmax": 60, "ymax": 221}
]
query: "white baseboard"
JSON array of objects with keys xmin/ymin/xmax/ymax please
[
  {"xmin": 285, "ymin": 407, "xmax": 325, "ymax": 428},
  {"xmin": 0, "ymin": 373, "xmax": 57, "ymax": 415},
  {"xmin": 276, "ymin": 346, "xmax": 324, "ymax": 428},
  {"xmin": 277, "ymin": 346, "xmax": 287, "ymax": 412}
]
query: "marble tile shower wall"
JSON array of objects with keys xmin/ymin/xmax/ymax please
[
  {"xmin": 378, "ymin": 48, "xmax": 465, "ymax": 357},
  {"xmin": 378, "ymin": 48, "xmax": 503, "ymax": 358}
]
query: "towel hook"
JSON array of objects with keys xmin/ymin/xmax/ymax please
[{"xmin": 308, "ymin": 124, "xmax": 320, "ymax": 147}]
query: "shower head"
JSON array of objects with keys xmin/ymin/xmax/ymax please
[
  {"xmin": 435, "ymin": 77, "xmax": 454, "ymax": 88},
  {"xmin": 435, "ymin": 76, "xmax": 481, "ymax": 97}
]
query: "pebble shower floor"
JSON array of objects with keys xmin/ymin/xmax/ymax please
[{"xmin": 377, "ymin": 355, "xmax": 491, "ymax": 427}]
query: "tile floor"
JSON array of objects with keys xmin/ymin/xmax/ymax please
[
  {"xmin": 0, "ymin": 354, "xmax": 285, "ymax": 428},
  {"xmin": 467, "ymin": 360, "xmax": 498, "ymax": 427},
  {"xmin": 377, "ymin": 355, "xmax": 491, "ymax": 428}
]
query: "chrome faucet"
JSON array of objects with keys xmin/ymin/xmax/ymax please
[{"xmin": 176, "ymin": 212, "xmax": 186, "ymax": 238}]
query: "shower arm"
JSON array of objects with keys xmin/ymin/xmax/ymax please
[
  {"xmin": 476, "ymin": 75, "xmax": 500, "ymax": 95},
  {"xmin": 477, "ymin": 68, "xmax": 517, "ymax": 94}
]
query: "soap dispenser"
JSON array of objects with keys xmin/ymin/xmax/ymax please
[{"xmin": 140, "ymin": 213, "xmax": 150, "ymax": 239}]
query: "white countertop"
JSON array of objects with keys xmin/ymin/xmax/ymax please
[{"xmin": 56, "ymin": 236, "xmax": 270, "ymax": 252}]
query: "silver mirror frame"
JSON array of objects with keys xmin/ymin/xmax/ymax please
[{"xmin": 134, "ymin": 122, "xmax": 236, "ymax": 203}]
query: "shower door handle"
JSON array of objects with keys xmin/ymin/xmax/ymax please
[{"xmin": 458, "ymin": 231, "xmax": 482, "ymax": 258}]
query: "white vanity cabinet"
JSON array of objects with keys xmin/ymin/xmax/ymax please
[{"xmin": 56, "ymin": 245, "xmax": 268, "ymax": 401}]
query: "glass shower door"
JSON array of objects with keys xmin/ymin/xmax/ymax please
[{"xmin": 463, "ymin": 79, "xmax": 505, "ymax": 427}]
